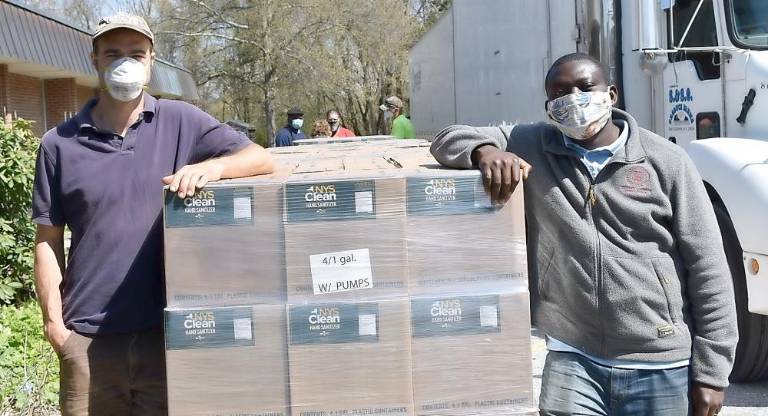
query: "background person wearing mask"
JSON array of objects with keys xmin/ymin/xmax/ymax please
[
  {"xmin": 274, "ymin": 106, "xmax": 306, "ymax": 146},
  {"xmin": 380, "ymin": 96, "xmax": 415, "ymax": 139},
  {"xmin": 326, "ymin": 110, "xmax": 355, "ymax": 138},
  {"xmin": 32, "ymin": 13, "xmax": 273, "ymax": 415}
]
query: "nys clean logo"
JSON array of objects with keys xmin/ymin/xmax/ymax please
[
  {"xmin": 424, "ymin": 178, "xmax": 456, "ymax": 202},
  {"xmin": 165, "ymin": 187, "xmax": 253, "ymax": 228},
  {"xmin": 165, "ymin": 307, "xmax": 254, "ymax": 349},
  {"xmin": 184, "ymin": 311, "xmax": 216, "ymax": 338},
  {"xmin": 308, "ymin": 307, "xmax": 341, "ymax": 335},
  {"xmin": 304, "ymin": 184, "xmax": 337, "ymax": 209},
  {"xmin": 183, "ymin": 190, "xmax": 216, "ymax": 214},
  {"xmin": 430, "ymin": 299, "xmax": 463, "ymax": 325}
]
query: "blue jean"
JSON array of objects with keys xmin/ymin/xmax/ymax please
[{"xmin": 539, "ymin": 351, "xmax": 690, "ymax": 416}]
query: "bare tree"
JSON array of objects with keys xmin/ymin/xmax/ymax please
[
  {"xmin": 412, "ymin": 0, "xmax": 452, "ymax": 26},
  {"xmin": 302, "ymin": 0, "xmax": 418, "ymax": 135},
  {"xmin": 158, "ymin": 0, "xmax": 333, "ymax": 146},
  {"xmin": 18, "ymin": 0, "xmax": 100, "ymax": 30},
  {"xmin": 64, "ymin": 0, "xmax": 102, "ymax": 31},
  {"xmin": 151, "ymin": 0, "xmax": 423, "ymax": 142}
]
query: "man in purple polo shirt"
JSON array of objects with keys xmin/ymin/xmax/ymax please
[{"xmin": 31, "ymin": 13, "xmax": 273, "ymax": 415}]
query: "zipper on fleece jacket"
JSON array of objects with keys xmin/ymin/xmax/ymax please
[
  {"xmin": 586, "ymin": 159, "xmax": 645, "ymax": 355},
  {"xmin": 584, "ymin": 178, "xmax": 605, "ymax": 355}
]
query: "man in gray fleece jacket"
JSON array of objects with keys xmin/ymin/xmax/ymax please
[{"xmin": 430, "ymin": 53, "xmax": 738, "ymax": 416}]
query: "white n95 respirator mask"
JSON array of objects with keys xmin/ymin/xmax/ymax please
[{"xmin": 104, "ymin": 57, "xmax": 148, "ymax": 102}]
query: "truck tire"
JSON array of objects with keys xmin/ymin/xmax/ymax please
[{"xmin": 712, "ymin": 201, "xmax": 768, "ymax": 382}]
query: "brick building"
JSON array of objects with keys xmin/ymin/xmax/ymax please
[{"xmin": 0, "ymin": 0, "xmax": 199, "ymax": 136}]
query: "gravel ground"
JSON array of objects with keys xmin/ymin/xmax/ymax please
[{"xmin": 530, "ymin": 328, "xmax": 768, "ymax": 415}]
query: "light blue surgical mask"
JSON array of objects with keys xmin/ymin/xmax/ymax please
[{"xmin": 291, "ymin": 119, "xmax": 304, "ymax": 130}]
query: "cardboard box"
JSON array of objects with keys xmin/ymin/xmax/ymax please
[
  {"xmin": 410, "ymin": 290, "xmax": 535, "ymax": 415},
  {"xmin": 163, "ymin": 179, "xmax": 286, "ymax": 307},
  {"xmin": 284, "ymin": 173, "xmax": 408, "ymax": 303},
  {"xmin": 164, "ymin": 304, "xmax": 290, "ymax": 416},
  {"xmin": 287, "ymin": 298, "xmax": 415, "ymax": 416},
  {"xmin": 403, "ymin": 168, "xmax": 527, "ymax": 295}
]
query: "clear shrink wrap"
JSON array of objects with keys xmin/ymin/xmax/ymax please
[
  {"xmin": 164, "ymin": 304, "xmax": 290, "ymax": 416},
  {"xmin": 162, "ymin": 140, "xmax": 536, "ymax": 416},
  {"xmin": 287, "ymin": 298, "xmax": 415, "ymax": 416},
  {"xmin": 164, "ymin": 177, "xmax": 287, "ymax": 307},
  {"xmin": 283, "ymin": 172, "xmax": 408, "ymax": 303},
  {"xmin": 409, "ymin": 287, "xmax": 533, "ymax": 415}
]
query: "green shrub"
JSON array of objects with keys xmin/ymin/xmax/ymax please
[
  {"xmin": 0, "ymin": 301, "xmax": 59, "ymax": 414},
  {"xmin": 0, "ymin": 119, "xmax": 39, "ymax": 304}
]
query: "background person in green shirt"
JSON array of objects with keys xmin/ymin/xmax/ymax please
[{"xmin": 380, "ymin": 95, "xmax": 415, "ymax": 139}]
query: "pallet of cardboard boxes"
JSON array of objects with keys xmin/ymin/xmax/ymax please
[{"xmin": 162, "ymin": 139, "xmax": 536, "ymax": 416}]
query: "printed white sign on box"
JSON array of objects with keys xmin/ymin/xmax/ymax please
[
  {"xmin": 233, "ymin": 317, "xmax": 253, "ymax": 340},
  {"xmin": 233, "ymin": 197, "xmax": 252, "ymax": 219},
  {"xmin": 355, "ymin": 191, "xmax": 373, "ymax": 213},
  {"xmin": 480, "ymin": 305, "xmax": 499, "ymax": 328},
  {"xmin": 358, "ymin": 314, "xmax": 377, "ymax": 336},
  {"xmin": 309, "ymin": 248, "xmax": 374, "ymax": 295}
]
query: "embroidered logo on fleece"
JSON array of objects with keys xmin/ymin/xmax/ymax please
[{"xmin": 620, "ymin": 166, "xmax": 651, "ymax": 195}]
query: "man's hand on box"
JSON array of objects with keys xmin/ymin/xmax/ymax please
[
  {"xmin": 471, "ymin": 144, "xmax": 532, "ymax": 205},
  {"xmin": 163, "ymin": 160, "xmax": 226, "ymax": 198}
]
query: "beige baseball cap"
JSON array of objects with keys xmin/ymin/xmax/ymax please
[
  {"xmin": 92, "ymin": 13, "xmax": 154, "ymax": 45},
  {"xmin": 380, "ymin": 96, "xmax": 404, "ymax": 111}
]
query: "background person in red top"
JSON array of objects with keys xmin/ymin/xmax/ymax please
[{"xmin": 326, "ymin": 110, "xmax": 355, "ymax": 137}]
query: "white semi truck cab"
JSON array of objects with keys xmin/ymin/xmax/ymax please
[{"xmin": 410, "ymin": 0, "xmax": 768, "ymax": 381}]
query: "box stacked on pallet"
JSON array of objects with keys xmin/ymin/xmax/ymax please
[
  {"xmin": 164, "ymin": 177, "xmax": 286, "ymax": 307},
  {"xmin": 164, "ymin": 304, "xmax": 290, "ymax": 416},
  {"xmin": 163, "ymin": 171, "xmax": 293, "ymax": 416},
  {"xmin": 401, "ymin": 164, "xmax": 533, "ymax": 416},
  {"xmin": 409, "ymin": 290, "xmax": 533, "ymax": 416},
  {"xmin": 162, "ymin": 140, "xmax": 536, "ymax": 416},
  {"xmin": 282, "ymin": 156, "xmax": 415, "ymax": 416},
  {"xmin": 286, "ymin": 299, "xmax": 415, "ymax": 416}
]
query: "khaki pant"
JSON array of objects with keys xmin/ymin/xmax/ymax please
[{"xmin": 58, "ymin": 329, "xmax": 167, "ymax": 416}]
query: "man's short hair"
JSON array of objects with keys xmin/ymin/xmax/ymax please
[{"xmin": 545, "ymin": 53, "xmax": 607, "ymax": 86}]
